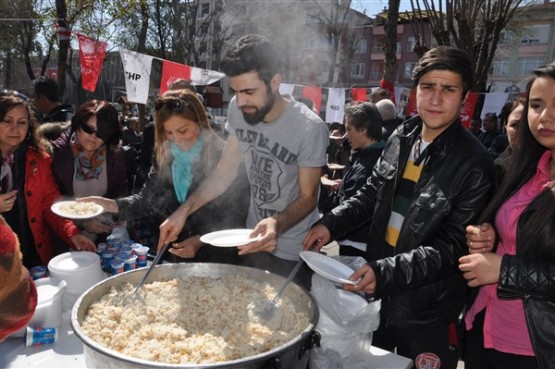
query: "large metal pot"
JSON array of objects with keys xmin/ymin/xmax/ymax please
[{"xmin": 71, "ymin": 263, "xmax": 319, "ymax": 369}]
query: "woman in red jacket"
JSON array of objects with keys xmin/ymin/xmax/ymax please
[{"xmin": 0, "ymin": 91, "xmax": 95, "ymax": 268}]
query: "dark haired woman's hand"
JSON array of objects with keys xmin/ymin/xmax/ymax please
[
  {"xmin": 81, "ymin": 219, "xmax": 113, "ymax": 234},
  {"xmin": 70, "ymin": 234, "xmax": 97, "ymax": 252},
  {"xmin": 466, "ymin": 223, "xmax": 495, "ymax": 253},
  {"xmin": 459, "ymin": 252, "xmax": 502, "ymax": 287},
  {"xmin": 0, "ymin": 190, "xmax": 17, "ymax": 213}
]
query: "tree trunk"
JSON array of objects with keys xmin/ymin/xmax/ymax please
[
  {"xmin": 4, "ymin": 52, "xmax": 12, "ymax": 89},
  {"xmin": 56, "ymin": 0, "xmax": 70, "ymax": 98},
  {"xmin": 383, "ymin": 0, "xmax": 400, "ymax": 85},
  {"xmin": 137, "ymin": 1, "xmax": 149, "ymax": 129}
]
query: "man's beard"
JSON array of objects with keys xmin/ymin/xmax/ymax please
[{"xmin": 241, "ymin": 93, "xmax": 276, "ymax": 125}]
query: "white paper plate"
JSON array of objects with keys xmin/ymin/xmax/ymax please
[
  {"xmin": 51, "ymin": 201, "xmax": 103, "ymax": 220},
  {"xmin": 300, "ymin": 251, "xmax": 358, "ymax": 285},
  {"xmin": 327, "ymin": 163, "xmax": 346, "ymax": 170},
  {"xmin": 200, "ymin": 229, "xmax": 261, "ymax": 247}
]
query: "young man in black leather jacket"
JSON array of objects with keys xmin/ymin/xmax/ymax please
[{"xmin": 304, "ymin": 46, "xmax": 496, "ymax": 369}]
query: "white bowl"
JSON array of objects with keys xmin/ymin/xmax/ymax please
[
  {"xmin": 48, "ymin": 252, "xmax": 105, "ymax": 295},
  {"xmin": 12, "ymin": 277, "xmax": 67, "ymax": 337}
]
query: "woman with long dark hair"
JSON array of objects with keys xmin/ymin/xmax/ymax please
[
  {"xmin": 0, "ymin": 91, "xmax": 95, "ymax": 268},
  {"xmin": 50, "ymin": 100, "xmax": 128, "ymax": 243},
  {"xmin": 460, "ymin": 62, "xmax": 555, "ymax": 369}
]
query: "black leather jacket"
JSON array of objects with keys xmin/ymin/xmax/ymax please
[
  {"xmin": 497, "ymin": 188, "xmax": 555, "ymax": 369},
  {"xmin": 319, "ymin": 116, "xmax": 496, "ymax": 326}
]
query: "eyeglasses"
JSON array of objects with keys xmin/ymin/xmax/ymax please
[
  {"xmin": 0, "ymin": 89, "xmax": 29, "ymax": 101},
  {"xmin": 81, "ymin": 124, "xmax": 98, "ymax": 136}
]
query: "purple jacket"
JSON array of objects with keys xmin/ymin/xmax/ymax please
[{"xmin": 50, "ymin": 130, "xmax": 129, "ymax": 198}]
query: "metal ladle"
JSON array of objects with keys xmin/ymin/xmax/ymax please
[
  {"xmin": 122, "ymin": 243, "xmax": 171, "ymax": 305},
  {"xmin": 249, "ymin": 257, "xmax": 305, "ymax": 329}
]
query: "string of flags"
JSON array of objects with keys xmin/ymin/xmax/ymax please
[{"xmin": 68, "ymin": 29, "xmax": 517, "ymax": 127}]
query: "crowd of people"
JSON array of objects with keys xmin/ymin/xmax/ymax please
[{"xmin": 1, "ymin": 33, "xmax": 553, "ymax": 369}]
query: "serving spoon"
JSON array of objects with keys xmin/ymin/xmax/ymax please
[
  {"xmin": 121, "ymin": 243, "xmax": 171, "ymax": 305},
  {"xmin": 249, "ymin": 256, "xmax": 305, "ymax": 329}
]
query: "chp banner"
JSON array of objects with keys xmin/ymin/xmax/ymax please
[
  {"xmin": 160, "ymin": 60, "xmax": 225, "ymax": 94},
  {"xmin": 120, "ymin": 50, "xmax": 154, "ymax": 104},
  {"xmin": 76, "ymin": 34, "xmax": 107, "ymax": 92},
  {"xmin": 325, "ymin": 88, "xmax": 345, "ymax": 123}
]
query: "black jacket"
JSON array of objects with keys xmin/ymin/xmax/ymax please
[
  {"xmin": 319, "ymin": 141, "xmax": 384, "ymax": 244},
  {"xmin": 496, "ymin": 188, "xmax": 555, "ymax": 369},
  {"xmin": 318, "ymin": 116, "xmax": 496, "ymax": 326},
  {"xmin": 42, "ymin": 104, "xmax": 73, "ymax": 123}
]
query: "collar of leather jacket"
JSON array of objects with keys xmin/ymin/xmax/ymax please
[{"xmin": 398, "ymin": 115, "xmax": 464, "ymax": 165}]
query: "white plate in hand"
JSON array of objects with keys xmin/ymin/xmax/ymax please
[
  {"xmin": 200, "ymin": 229, "xmax": 261, "ymax": 247},
  {"xmin": 51, "ymin": 201, "xmax": 103, "ymax": 220},
  {"xmin": 300, "ymin": 251, "xmax": 358, "ymax": 285}
]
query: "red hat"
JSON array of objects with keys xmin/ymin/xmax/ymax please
[{"xmin": 0, "ymin": 221, "xmax": 18, "ymax": 254}]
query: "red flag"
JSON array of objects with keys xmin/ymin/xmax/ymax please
[
  {"xmin": 302, "ymin": 86, "xmax": 322, "ymax": 114},
  {"xmin": 351, "ymin": 88, "xmax": 367, "ymax": 102},
  {"xmin": 404, "ymin": 89, "xmax": 418, "ymax": 118},
  {"xmin": 379, "ymin": 79, "xmax": 396, "ymax": 104},
  {"xmin": 160, "ymin": 61, "xmax": 192, "ymax": 94},
  {"xmin": 76, "ymin": 34, "xmax": 107, "ymax": 92},
  {"xmin": 460, "ymin": 92, "xmax": 479, "ymax": 128}
]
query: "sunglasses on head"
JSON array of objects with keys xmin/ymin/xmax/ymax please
[
  {"xmin": 155, "ymin": 97, "xmax": 192, "ymax": 112},
  {"xmin": 0, "ymin": 89, "xmax": 29, "ymax": 101}
]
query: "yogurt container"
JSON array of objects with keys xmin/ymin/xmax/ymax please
[
  {"xmin": 25, "ymin": 327, "xmax": 58, "ymax": 347},
  {"xmin": 134, "ymin": 246, "xmax": 149, "ymax": 267},
  {"xmin": 110, "ymin": 259, "xmax": 124, "ymax": 275},
  {"xmin": 29, "ymin": 266, "xmax": 48, "ymax": 280},
  {"xmin": 123, "ymin": 254, "xmax": 137, "ymax": 271}
]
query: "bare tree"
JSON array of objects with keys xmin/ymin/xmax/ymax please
[
  {"xmin": 383, "ymin": 0, "xmax": 400, "ymax": 86},
  {"xmin": 307, "ymin": 0, "xmax": 356, "ymax": 84},
  {"xmin": 409, "ymin": 0, "xmax": 524, "ymax": 91},
  {"xmin": 1, "ymin": 0, "xmax": 43, "ymax": 86}
]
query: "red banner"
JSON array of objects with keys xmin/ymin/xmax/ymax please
[
  {"xmin": 160, "ymin": 61, "xmax": 192, "ymax": 95},
  {"xmin": 302, "ymin": 86, "xmax": 322, "ymax": 114},
  {"xmin": 77, "ymin": 34, "xmax": 107, "ymax": 92},
  {"xmin": 460, "ymin": 92, "xmax": 479, "ymax": 128},
  {"xmin": 351, "ymin": 88, "xmax": 367, "ymax": 102},
  {"xmin": 379, "ymin": 79, "xmax": 396, "ymax": 104}
]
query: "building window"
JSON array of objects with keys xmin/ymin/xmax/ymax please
[
  {"xmin": 517, "ymin": 57, "xmax": 543, "ymax": 75},
  {"xmin": 407, "ymin": 36, "xmax": 416, "ymax": 52},
  {"xmin": 404, "ymin": 62, "xmax": 416, "ymax": 77},
  {"xmin": 396, "ymin": 41, "xmax": 401, "ymax": 53},
  {"xmin": 370, "ymin": 63, "xmax": 383, "ymax": 80},
  {"xmin": 521, "ymin": 25, "xmax": 550, "ymax": 45},
  {"xmin": 498, "ymin": 30, "xmax": 514, "ymax": 45},
  {"xmin": 351, "ymin": 63, "xmax": 365, "ymax": 77},
  {"xmin": 355, "ymin": 39, "xmax": 367, "ymax": 54},
  {"xmin": 201, "ymin": 3, "xmax": 210, "ymax": 17},
  {"xmin": 492, "ymin": 59, "xmax": 509, "ymax": 76},
  {"xmin": 372, "ymin": 39, "xmax": 383, "ymax": 53}
]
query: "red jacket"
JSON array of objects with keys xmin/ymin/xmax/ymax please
[{"xmin": 24, "ymin": 149, "xmax": 80, "ymax": 265}]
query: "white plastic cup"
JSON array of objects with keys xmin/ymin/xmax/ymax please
[{"xmin": 134, "ymin": 246, "xmax": 149, "ymax": 267}]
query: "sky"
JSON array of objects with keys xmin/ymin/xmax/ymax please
[{"xmin": 352, "ymin": 0, "xmax": 416, "ymax": 16}]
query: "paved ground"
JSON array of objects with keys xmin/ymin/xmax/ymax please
[{"xmin": 321, "ymin": 241, "xmax": 466, "ymax": 369}]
